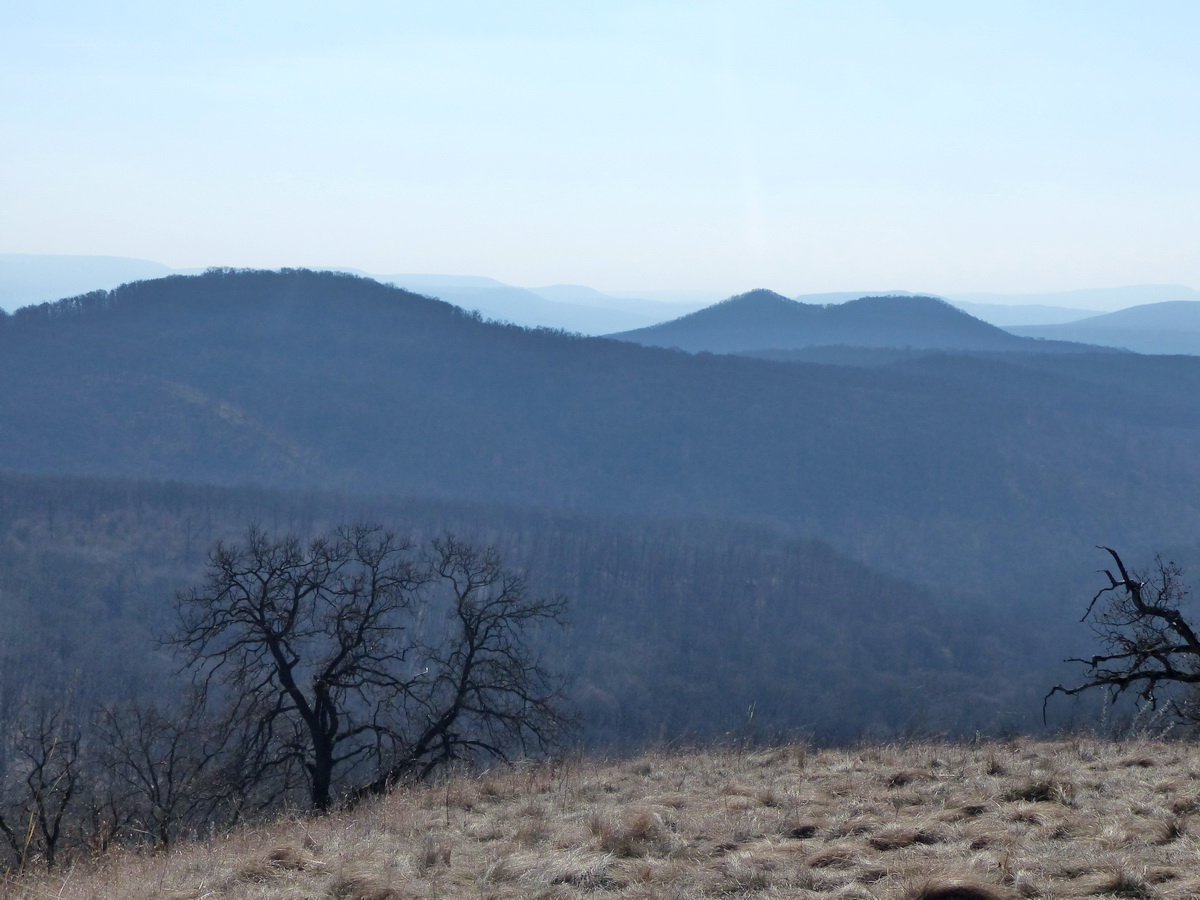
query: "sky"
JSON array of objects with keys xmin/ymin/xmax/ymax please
[{"xmin": 4, "ymin": 1, "xmax": 1200, "ymax": 296}]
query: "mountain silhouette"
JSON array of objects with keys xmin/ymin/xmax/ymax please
[{"xmin": 608, "ymin": 289, "xmax": 1088, "ymax": 353}]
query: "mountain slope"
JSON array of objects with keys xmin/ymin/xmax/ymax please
[
  {"xmin": 608, "ymin": 289, "xmax": 1090, "ymax": 353},
  {"xmin": 1007, "ymin": 300, "xmax": 1200, "ymax": 354},
  {"xmin": 4, "ymin": 268, "xmax": 1200, "ymax": 593}
]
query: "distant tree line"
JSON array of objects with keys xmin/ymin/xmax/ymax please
[{"xmin": 0, "ymin": 471, "xmax": 1069, "ymax": 752}]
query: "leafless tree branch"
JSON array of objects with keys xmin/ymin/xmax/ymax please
[{"xmin": 1045, "ymin": 546, "xmax": 1200, "ymax": 723}]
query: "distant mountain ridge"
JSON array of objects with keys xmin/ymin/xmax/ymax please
[
  {"xmin": 608, "ymin": 289, "xmax": 1096, "ymax": 353},
  {"xmin": 0, "ymin": 255, "xmax": 705, "ymax": 334},
  {"xmin": 5, "ymin": 254, "xmax": 1198, "ymax": 340},
  {"xmin": 951, "ymin": 284, "xmax": 1200, "ymax": 312},
  {"xmin": 1006, "ymin": 300, "xmax": 1200, "ymax": 355}
]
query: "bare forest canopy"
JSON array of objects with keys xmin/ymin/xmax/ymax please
[
  {"xmin": 3, "ymin": 267, "xmax": 1200, "ymax": 740},
  {"xmin": 0, "ymin": 472, "xmax": 1038, "ymax": 746}
]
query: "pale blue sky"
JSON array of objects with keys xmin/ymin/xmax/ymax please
[{"xmin": 4, "ymin": 1, "xmax": 1198, "ymax": 294}]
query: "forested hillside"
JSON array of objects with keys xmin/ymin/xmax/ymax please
[
  {"xmin": 3, "ymin": 268, "xmax": 1200, "ymax": 596},
  {"xmin": 0, "ymin": 472, "xmax": 1043, "ymax": 745}
]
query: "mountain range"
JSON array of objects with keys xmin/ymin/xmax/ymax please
[
  {"xmin": 4, "ymin": 268, "xmax": 1200, "ymax": 584},
  {"xmin": 953, "ymin": 283, "xmax": 1200, "ymax": 311},
  {"xmin": 7, "ymin": 254, "xmax": 1200, "ymax": 343},
  {"xmin": 6, "ymin": 267, "xmax": 1200, "ymax": 737},
  {"xmin": 607, "ymin": 289, "xmax": 1102, "ymax": 354}
]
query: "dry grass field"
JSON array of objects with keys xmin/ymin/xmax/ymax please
[{"xmin": 8, "ymin": 737, "xmax": 1200, "ymax": 900}]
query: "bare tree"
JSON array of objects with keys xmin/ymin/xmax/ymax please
[
  {"xmin": 172, "ymin": 524, "xmax": 569, "ymax": 812},
  {"xmin": 1046, "ymin": 546, "xmax": 1200, "ymax": 722},
  {"xmin": 95, "ymin": 692, "xmax": 239, "ymax": 848},
  {"xmin": 0, "ymin": 699, "xmax": 82, "ymax": 872},
  {"xmin": 356, "ymin": 536, "xmax": 570, "ymax": 798}
]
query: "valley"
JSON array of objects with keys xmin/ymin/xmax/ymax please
[{"xmin": 1, "ymin": 268, "xmax": 1199, "ymax": 887}]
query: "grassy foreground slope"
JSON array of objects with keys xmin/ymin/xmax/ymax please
[{"xmin": 11, "ymin": 738, "xmax": 1200, "ymax": 900}]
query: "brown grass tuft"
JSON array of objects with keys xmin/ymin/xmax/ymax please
[
  {"xmin": 805, "ymin": 842, "xmax": 863, "ymax": 869},
  {"xmin": 266, "ymin": 844, "xmax": 321, "ymax": 870},
  {"xmin": 235, "ymin": 844, "xmax": 324, "ymax": 881},
  {"xmin": 782, "ymin": 820, "xmax": 823, "ymax": 839},
  {"xmin": 940, "ymin": 801, "xmax": 992, "ymax": 823},
  {"xmin": 868, "ymin": 823, "xmax": 942, "ymax": 850},
  {"xmin": 1120, "ymin": 755, "xmax": 1158, "ymax": 768},
  {"xmin": 589, "ymin": 808, "xmax": 672, "ymax": 858},
  {"xmin": 1002, "ymin": 778, "xmax": 1075, "ymax": 805},
  {"xmin": 329, "ymin": 869, "xmax": 406, "ymax": 900},
  {"xmin": 1162, "ymin": 875, "xmax": 1200, "ymax": 899},
  {"xmin": 1071, "ymin": 866, "xmax": 1157, "ymax": 899},
  {"xmin": 413, "ymin": 834, "xmax": 453, "ymax": 869},
  {"xmin": 984, "ymin": 751, "xmax": 1008, "ymax": 776},
  {"xmin": 906, "ymin": 877, "xmax": 1015, "ymax": 900},
  {"xmin": 1166, "ymin": 791, "xmax": 1200, "ymax": 815}
]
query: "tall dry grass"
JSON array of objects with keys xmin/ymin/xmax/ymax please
[{"xmin": 6, "ymin": 738, "xmax": 1200, "ymax": 899}]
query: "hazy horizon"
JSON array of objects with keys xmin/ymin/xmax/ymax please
[
  {"xmin": 6, "ymin": 3, "xmax": 1200, "ymax": 296},
  {"xmin": 3, "ymin": 252, "xmax": 1198, "ymax": 317}
]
